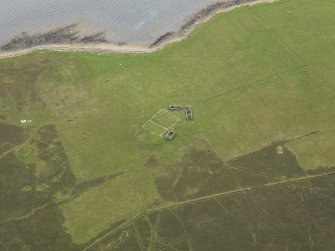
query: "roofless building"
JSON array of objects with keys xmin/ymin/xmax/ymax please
[
  {"xmin": 169, "ymin": 104, "xmax": 184, "ymax": 110},
  {"xmin": 164, "ymin": 129, "xmax": 176, "ymax": 140},
  {"xmin": 185, "ymin": 106, "xmax": 193, "ymax": 120}
]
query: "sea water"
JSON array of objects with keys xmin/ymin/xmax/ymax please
[{"xmin": 0, "ymin": 0, "xmax": 221, "ymax": 45}]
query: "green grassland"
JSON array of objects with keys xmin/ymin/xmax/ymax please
[
  {"xmin": 1, "ymin": 0, "xmax": 335, "ymax": 248},
  {"xmin": 287, "ymin": 128, "xmax": 335, "ymax": 170},
  {"xmin": 61, "ymin": 170, "xmax": 158, "ymax": 243}
]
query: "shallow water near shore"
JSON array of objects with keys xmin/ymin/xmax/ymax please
[{"xmin": 0, "ymin": 0, "xmax": 222, "ymax": 46}]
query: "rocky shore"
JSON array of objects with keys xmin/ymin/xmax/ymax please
[
  {"xmin": 0, "ymin": 0, "xmax": 277, "ymax": 58},
  {"xmin": 1, "ymin": 24, "xmax": 107, "ymax": 51},
  {"xmin": 150, "ymin": 0, "xmax": 273, "ymax": 48}
]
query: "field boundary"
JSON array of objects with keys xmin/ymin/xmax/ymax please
[
  {"xmin": 141, "ymin": 109, "xmax": 181, "ymax": 138},
  {"xmin": 82, "ymin": 171, "xmax": 335, "ymax": 251}
]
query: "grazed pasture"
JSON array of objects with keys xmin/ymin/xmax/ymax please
[{"xmin": 1, "ymin": 0, "xmax": 335, "ymax": 250}]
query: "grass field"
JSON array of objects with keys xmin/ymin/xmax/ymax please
[
  {"xmin": 1, "ymin": 0, "xmax": 335, "ymax": 249},
  {"xmin": 2, "ymin": 0, "xmax": 334, "ymax": 181},
  {"xmin": 61, "ymin": 170, "xmax": 158, "ymax": 243},
  {"xmin": 287, "ymin": 128, "xmax": 335, "ymax": 170}
]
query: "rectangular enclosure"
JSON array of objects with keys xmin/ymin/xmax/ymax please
[
  {"xmin": 142, "ymin": 109, "xmax": 181, "ymax": 138},
  {"xmin": 142, "ymin": 120, "xmax": 166, "ymax": 137},
  {"xmin": 151, "ymin": 110, "xmax": 180, "ymax": 129}
]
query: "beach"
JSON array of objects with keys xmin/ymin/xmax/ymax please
[{"xmin": 0, "ymin": 0, "xmax": 277, "ymax": 59}]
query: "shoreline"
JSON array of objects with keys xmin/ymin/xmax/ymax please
[{"xmin": 0, "ymin": 0, "xmax": 277, "ymax": 59}]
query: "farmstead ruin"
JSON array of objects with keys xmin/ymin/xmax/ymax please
[{"xmin": 142, "ymin": 104, "xmax": 193, "ymax": 140}]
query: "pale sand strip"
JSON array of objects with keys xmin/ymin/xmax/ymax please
[{"xmin": 0, "ymin": 0, "xmax": 277, "ymax": 59}]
